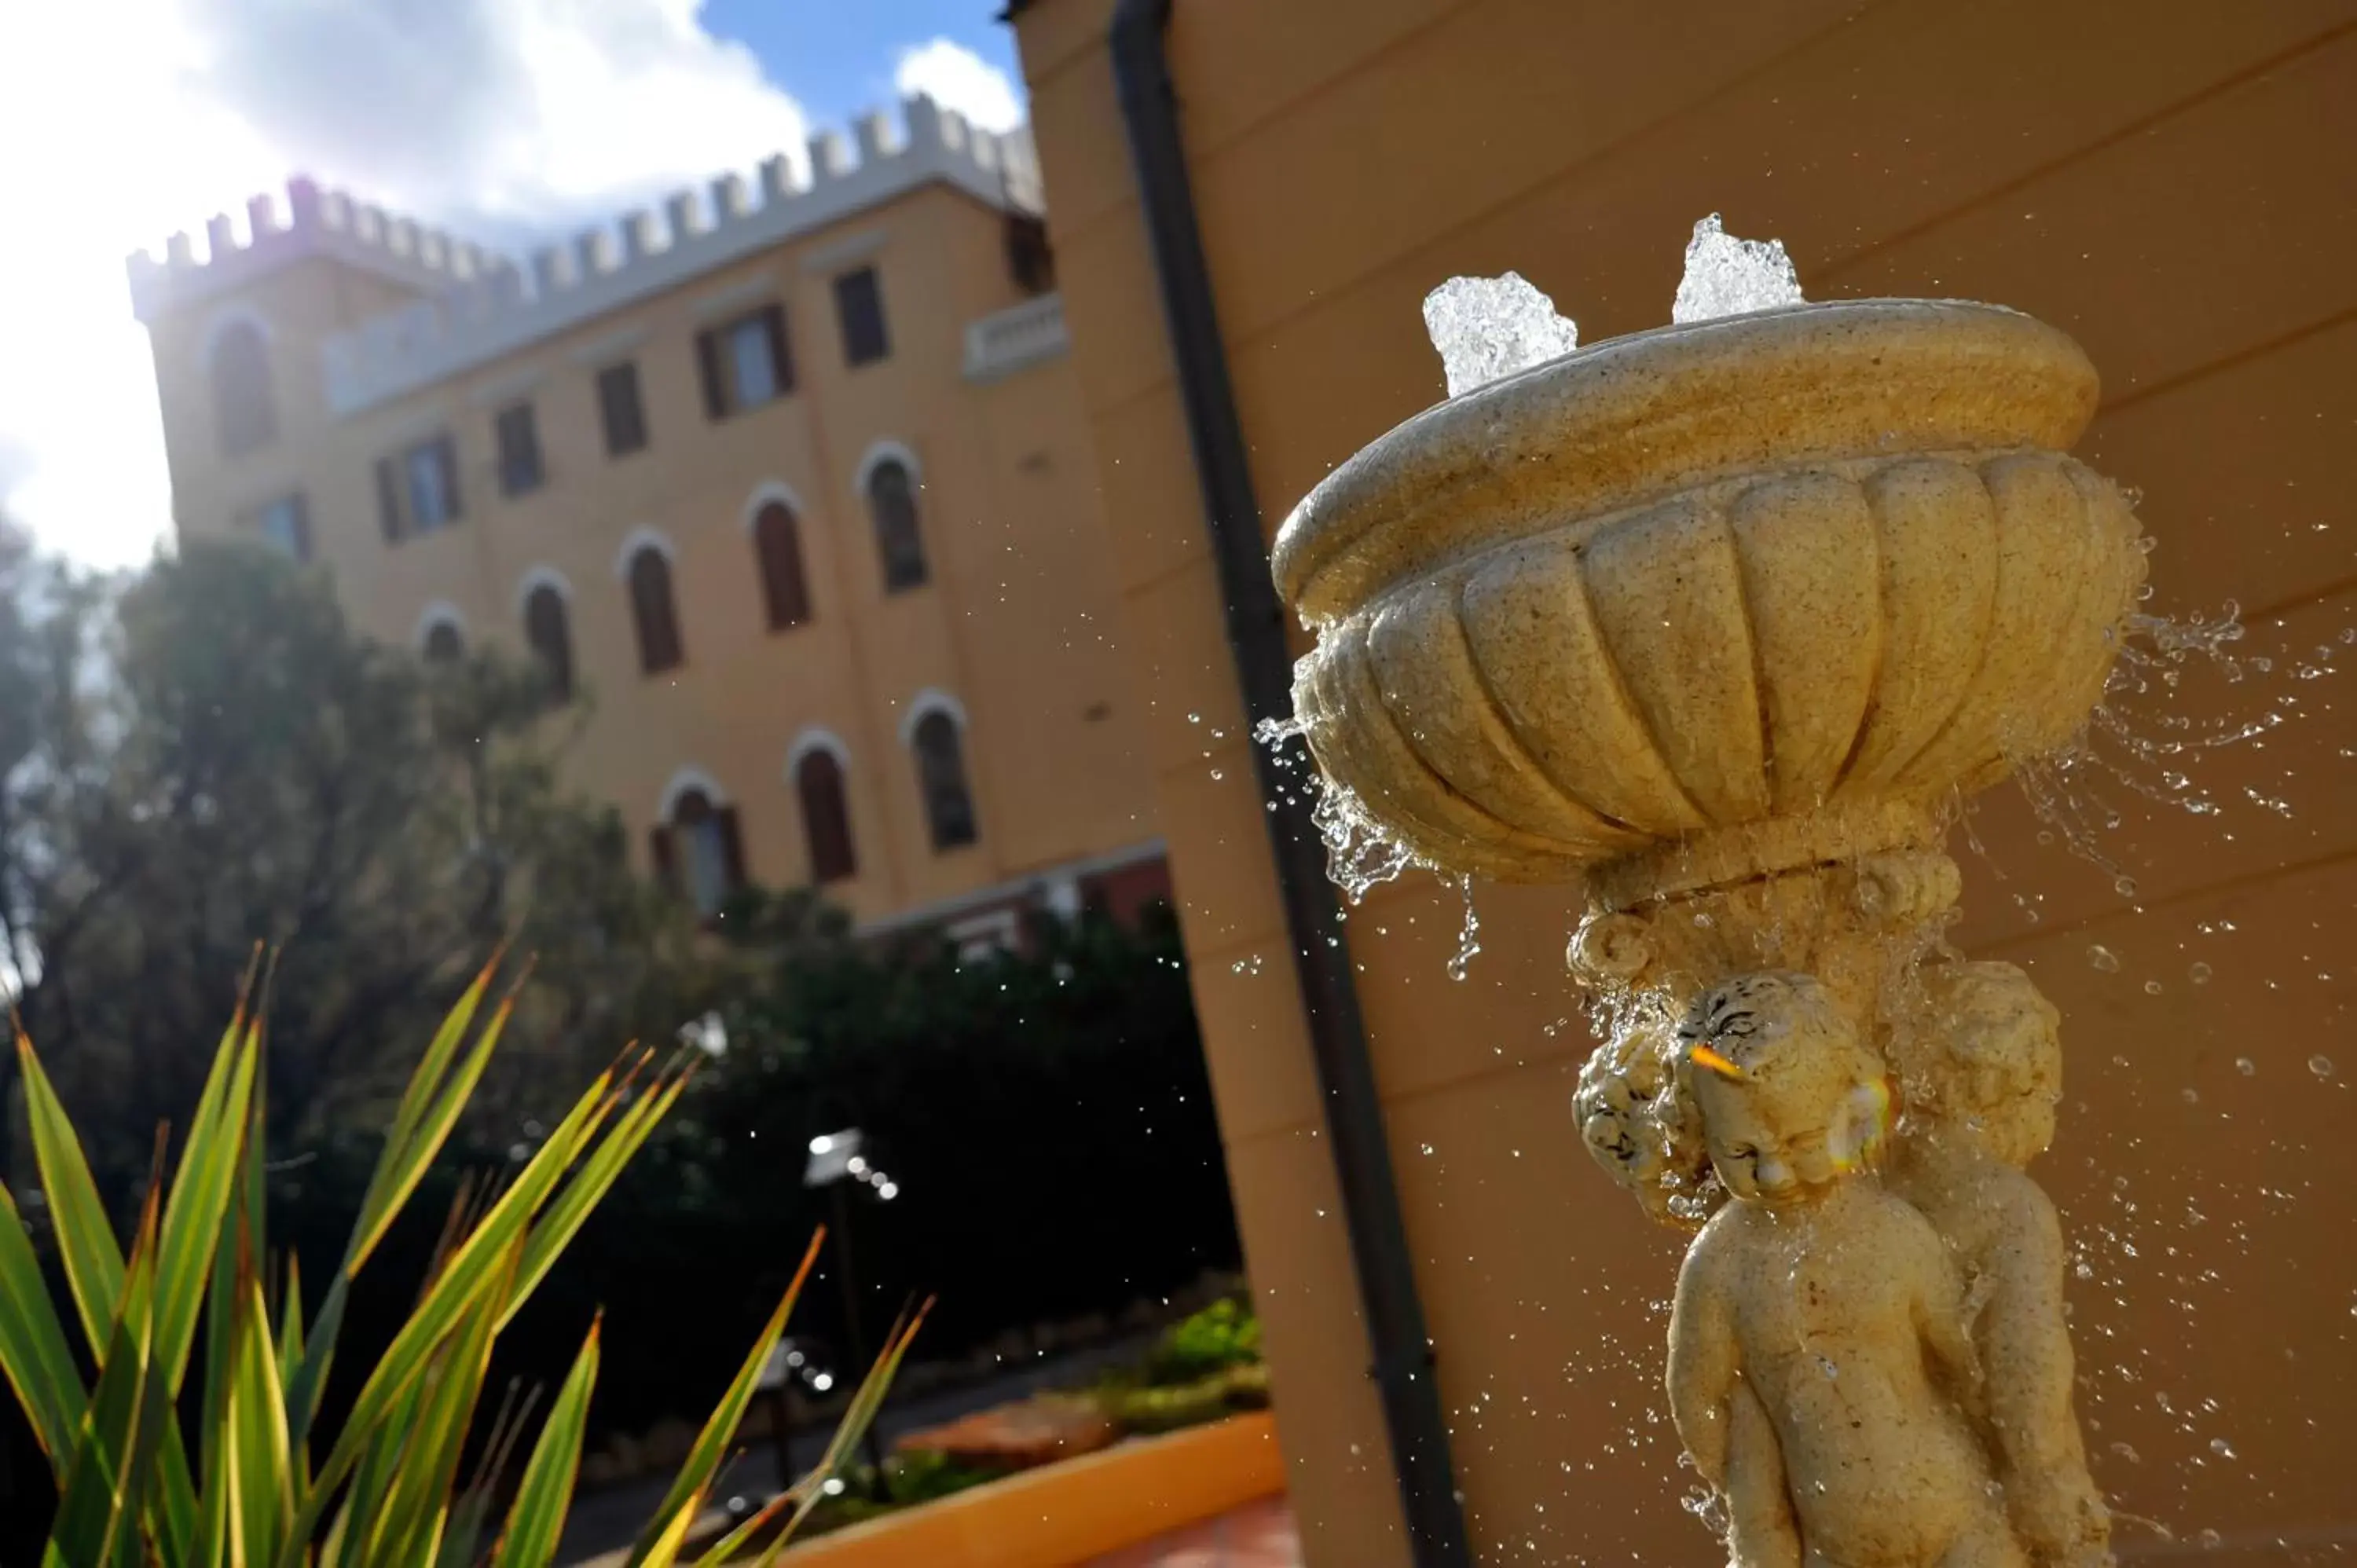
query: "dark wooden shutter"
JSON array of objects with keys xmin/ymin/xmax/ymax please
[
  {"xmin": 759, "ymin": 304, "xmax": 794, "ymax": 394},
  {"xmin": 715, "ymin": 806, "xmax": 747, "ymax": 894},
  {"xmin": 434, "ymin": 434, "xmax": 463, "ymax": 522},
  {"xmin": 755, "ymin": 504, "xmax": 811, "ymax": 628},
  {"xmin": 374, "ymin": 456, "xmax": 405, "ymax": 542},
  {"xmin": 648, "ymin": 825, "xmax": 678, "ymax": 896},
  {"xmin": 798, "ymin": 754, "xmax": 855, "ymax": 882},
  {"xmin": 695, "ymin": 328, "xmax": 727, "ymax": 420}
]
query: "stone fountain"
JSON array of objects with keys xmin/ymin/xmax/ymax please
[{"xmin": 1271, "ymin": 252, "xmax": 2144, "ymax": 1566}]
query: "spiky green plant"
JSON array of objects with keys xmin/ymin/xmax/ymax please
[{"xmin": 0, "ymin": 958, "xmax": 920, "ymax": 1566}]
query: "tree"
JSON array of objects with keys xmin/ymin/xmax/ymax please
[{"xmin": 0, "ymin": 531, "xmax": 724, "ymax": 1203}]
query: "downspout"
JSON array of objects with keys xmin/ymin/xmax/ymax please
[{"xmin": 1106, "ymin": 5, "xmax": 1473, "ymax": 1564}]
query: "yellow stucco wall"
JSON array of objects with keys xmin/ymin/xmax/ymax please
[
  {"xmin": 1017, "ymin": 2, "xmax": 2357, "ymax": 1563},
  {"xmin": 144, "ymin": 180, "xmax": 1159, "ymax": 924}
]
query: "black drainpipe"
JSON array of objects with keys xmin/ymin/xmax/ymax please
[{"xmin": 1107, "ymin": 5, "xmax": 1472, "ymax": 1563}]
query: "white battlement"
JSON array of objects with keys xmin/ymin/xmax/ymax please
[
  {"xmin": 126, "ymin": 96, "xmax": 1044, "ymax": 418},
  {"xmin": 126, "ymin": 176, "xmax": 508, "ymax": 325}
]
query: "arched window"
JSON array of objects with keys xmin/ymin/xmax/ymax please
[
  {"xmin": 522, "ymin": 583, "xmax": 574, "ymax": 700},
  {"xmin": 652, "ymin": 786, "xmax": 744, "ymax": 918},
  {"xmin": 753, "ymin": 501, "xmax": 812, "ymax": 629},
  {"xmin": 627, "ymin": 545, "xmax": 683, "ymax": 673},
  {"xmin": 794, "ymin": 749, "xmax": 856, "ymax": 882},
  {"xmin": 912, "ymin": 709, "xmax": 977, "ymax": 849},
  {"xmin": 210, "ymin": 319, "xmax": 277, "ymax": 457},
  {"xmin": 422, "ymin": 621, "xmax": 465, "ymax": 663},
  {"xmin": 867, "ymin": 457, "xmax": 927, "ymax": 592}
]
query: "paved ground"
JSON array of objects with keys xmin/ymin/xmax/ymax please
[
  {"xmin": 1083, "ymin": 1496, "xmax": 1302, "ymax": 1568},
  {"xmin": 555, "ymin": 1330, "xmax": 1161, "ymax": 1564}
]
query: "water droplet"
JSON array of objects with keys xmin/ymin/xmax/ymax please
[
  {"xmin": 2310, "ymin": 1054, "xmax": 2336, "ymax": 1079},
  {"xmin": 2189, "ymin": 961, "xmax": 2213, "ymax": 985},
  {"xmin": 2087, "ymin": 945, "xmax": 2122, "ymax": 973},
  {"xmin": 2197, "ymin": 1529, "xmax": 2223, "ymax": 1549},
  {"xmin": 2113, "ymin": 874, "xmax": 2139, "ymax": 898},
  {"xmin": 2110, "ymin": 1442, "xmax": 2141, "ymax": 1464},
  {"xmin": 2235, "ymin": 1057, "xmax": 2256, "ymax": 1076},
  {"xmin": 2179, "ymin": 1087, "xmax": 2199, "ymax": 1105},
  {"xmin": 2143, "ymin": 979, "xmax": 2163, "ymax": 996},
  {"xmin": 2208, "ymin": 1438, "xmax": 2236, "ymax": 1460},
  {"xmin": 1209, "ymin": 768, "xmax": 1224, "ymax": 781}
]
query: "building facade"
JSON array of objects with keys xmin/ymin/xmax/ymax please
[
  {"xmin": 1014, "ymin": 2, "xmax": 2357, "ymax": 1565},
  {"xmin": 129, "ymin": 97, "xmax": 1167, "ymax": 947}
]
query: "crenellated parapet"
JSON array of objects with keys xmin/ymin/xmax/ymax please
[{"xmin": 125, "ymin": 95, "xmax": 1043, "ymax": 417}]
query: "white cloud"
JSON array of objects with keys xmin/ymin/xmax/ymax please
[
  {"xmin": 893, "ymin": 38, "xmax": 1027, "ymax": 136},
  {"xmin": 0, "ymin": 0, "xmax": 815, "ymax": 570}
]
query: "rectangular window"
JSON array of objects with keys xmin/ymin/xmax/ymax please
[
  {"xmin": 1005, "ymin": 214, "xmax": 1055, "ymax": 296},
  {"xmin": 494, "ymin": 401, "xmax": 544, "ymax": 496},
  {"xmin": 255, "ymin": 493, "xmax": 311, "ymax": 562},
  {"xmin": 597, "ymin": 361, "xmax": 648, "ymax": 456},
  {"xmin": 833, "ymin": 267, "xmax": 890, "ymax": 366},
  {"xmin": 404, "ymin": 434, "xmax": 460, "ymax": 530},
  {"xmin": 695, "ymin": 305, "xmax": 793, "ymax": 419},
  {"xmin": 376, "ymin": 434, "xmax": 460, "ymax": 543}
]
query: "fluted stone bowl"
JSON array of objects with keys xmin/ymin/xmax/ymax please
[{"xmin": 1270, "ymin": 300, "xmax": 2148, "ymax": 903}]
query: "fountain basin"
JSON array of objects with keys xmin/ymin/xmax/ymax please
[{"xmin": 1274, "ymin": 300, "xmax": 2149, "ymax": 897}]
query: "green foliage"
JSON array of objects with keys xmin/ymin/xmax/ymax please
[
  {"xmin": 880, "ymin": 1446, "xmax": 1002, "ymax": 1508},
  {"xmin": 0, "ymin": 968, "xmax": 912, "ymax": 1567},
  {"xmin": 0, "ymin": 534, "xmax": 727, "ymax": 1206},
  {"xmin": 1147, "ymin": 1297, "xmax": 1262, "ymax": 1385}
]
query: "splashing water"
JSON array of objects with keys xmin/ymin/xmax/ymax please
[
  {"xmin": 1422, "ymin": 271, "xmax": 1580, "ymax": 398},
  {"xmin": 1672, "ymin": 214, "xmax": 1805, "ymax": 324},
  {"xmin": 2005, "ymin": 600, "xmax": 2338, "ymax": 887}
]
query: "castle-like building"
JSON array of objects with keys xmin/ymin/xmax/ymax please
[{"xmin": 126, "ymin": 97, "xmax": 1165, "ymax": 951}]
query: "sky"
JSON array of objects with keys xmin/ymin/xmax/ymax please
[{"xmin": 0, "ymin": 1, "xmax": 1028, "ymax": 571}]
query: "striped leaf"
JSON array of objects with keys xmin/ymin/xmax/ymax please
[
  {"xmin": 0, "ymin": 1180, "xmax": 86, "ymax": 1474},
  {"xmin": 490, "ymin": 1317, "xmax": 600, "ymax": 1568},
  {"xmin": 626, "ymin": 1232, "xmax": 826, "ymax": 1568}
]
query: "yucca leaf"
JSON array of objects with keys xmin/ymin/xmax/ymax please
[
  {"xmin": 635, "ymin": 1490, "xmax": 710, "ymax": 1568},
  {"xmin": 764, "ymin": 1297, "xmax": 933, "ymax": 1560},
  {"xmin": 625, "ymin": 1231, "xmax": 826, "ymax": 1568},
  {"xmin": 42, "ymin": 1178, "xmax": 165, "ymax": 1568},
  {"xmin": 156, "ymin": 1011, "xmax": 259, "ymax": 1391},
  {"xmin": 0, "ymin": 1179, "xmax": 86, "ymax": 1474},
  {"xmin": 442, "ymin": 1378, "xmax": 541, "ymax": 1568},
  {"xmin": 365, "ymin": 1236, "xmax": 519, "ymax": 1568},
  {"xmin": 276, "ymin": 1064, "xmax": 619, "ymax": 1568},
  {"xmin": 277, "ymin": 1253, "xmax": 306, "ymax": 1398},
  {"xmin": 287, "ymin": 978, "xmax": 521, "ymax": 1449},
  {"xmin": 500, "ymin": 1053, "xmax": 690, "ymax": 1332},
  {"xmin": 491, "ymin": 1318, "xmax": 599, "ymax": 1568},
  {"xmin": 14, "ymin": 1031, "xmax": 128, "ymax": 1357},
  {"xmin": 230, "ymin": 1258, "xmax": 296, "ymax": 1566}
]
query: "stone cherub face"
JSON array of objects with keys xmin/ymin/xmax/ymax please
[
  {"xmin": 1575, "ymin": 1020, "xmax": 1716, "ymax": 1228},
  {"xmin": 1903, "ymin": 961, "xmax": 2063, "ymax": 1167},
  {"xmin": 1677, "ymin": 972, "xmax": 1891, "ymax": 1209}
]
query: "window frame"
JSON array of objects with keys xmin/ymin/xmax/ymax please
[
  {"xmin": 794, "ymin": 748, "xmax": 857, "ymax": 884},
  {"xmin": 832, "ymin": 266, "xmax": 891, "ymax": 367},
  {"xmin": 696, "ymin": 304, "xmax": 794, "ymax": 420},
  {"xmin": 494, "ymin": 400, "xmax": 545, "ymax": 496},
  {"xmin": 911, "ymin": 708, "xmax": 978, "ymax": 852},
  {"xmin": 625, "ymin": 542, "xmax": 684, "ymax": 676},
  {"xmin": 255, "ymin": 492, "xmax": 312, "ymax": 563},
  {"xmin": 866, "ymin": 456, "xmax": 929, "ymax": 593},
  {"xmin": 375, "ymin": 432, "xmax": 462, "ymax": 543},
  {"xmin": 596, "ymin": 360, "xmax": 650, "ymax": 457},
  {"xmin": 752, "ymin": 500, "xmax": 813, "ymax": 630},
  {"xmin": 521, "ymin": 581, "xmax": 574, "ymax": 702}
]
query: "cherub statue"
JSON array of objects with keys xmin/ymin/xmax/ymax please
[
  {"xmin": 1887, "ymin": 962, "xmax": 2110, "ymax": 1568},
  {"xmin": 1574, "ymin": 1017, "xmax": 1721, "ymax": 1229},
  {"xmin": 1666, "ymin": 971, "xmax": 2025, "ymax": 1568}
]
